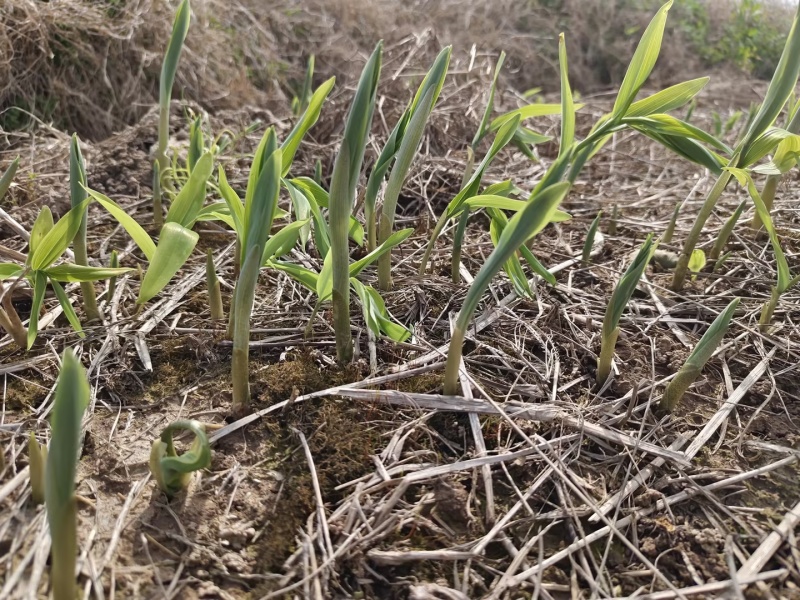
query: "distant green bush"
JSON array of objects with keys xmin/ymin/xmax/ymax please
[{"xmin": 675, "ymin": 0, "xmax": 791, "ymax": 79}]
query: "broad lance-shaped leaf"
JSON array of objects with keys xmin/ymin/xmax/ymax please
[
  {"xmin": 0, "ymin": 263, "xmax": 23, "ymax": 279},
  {"xmin": 281, "ymin": 77, "xmax": 336, "ymax": 177},
  {"xmin": 558, "ymin": 33, "xmax": 575, "ymax": 156},
  {"xmin": 624, "ymin": 77, "xmax": 709, "ymax": 118},
  {"xmin": 611, "ymin": 1, "xmax": 672, "ymax": 119},
  {"xmin": 29, "ymin": 198, "xmax": 92, "ymax": 271},
  {"xmin": 45, "ymin": 349, "xmax": 89, "ymax": 600},
  {"xmin": 444, "ymin": 181, "xmax": 572, "ymax": 394},
  {"xmin": 738, "ymin": 3, "xmax": 800, "ymax": 161},
  {"xmin": 660, "ymin": 298, "xmax": 739, "ymax": 412},
  {"xmin": 138, "ymin": 222, "xmax": 199, "ymax": 303},
  {"xmin": 242, "ymin": 131, "xmax": 281, "ymax": 260},
  {"xmin": 490, "ymin": 103, "xmax": 580, "ymax": 132},
  {"xmin": 149, "ymin": 420, "xmax": 211, "ymax": 497},
  {"xmin": 350, "ymin": 279, "xmax": 411, "ymax": 342},
  {"xmin": 217, "ymin": 167, "xmax": 244, "ymax": 238},
  {"xmin": 260, "ymin": 220, "xmax": 309, "ymax": 266},
  {"xmin": 88, "ymin": 189, "xmax": 157, "ymax": 260},
  {"xmin": 28, "ymin": 207, "xmax": 54, "ymax": 266},
  {"xmin": 164, "ymin": 152, "xmax": 214, "ymax": 227}
]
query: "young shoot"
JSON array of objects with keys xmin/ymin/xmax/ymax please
[
  {"xmin": 582, "ymin": 211, "xmax": 603, "ymax": 265},
  {"xmin": 153, "ymin": 0, "xmax": 191, "ymax": 227},
  {"xmin": 149, "ymin": 420, "xmax": 211, "ymax": 497},
  {"xmin": 328, "ymin": 42, "xmax": 382, "ymax": 362},
  {"xmin": 596, "ymin": 235, "xmax": 655, "ymax": 385},
  {"xmin": 206, "ymin": 249, "xmax": 224, "ymax": 320},
  {"xmin": 45, "ymin": 349, "xmax": 90, "ymax": 600},
  {"xmin": 69, "ymin": 135, "xmax": 101, "ymax": 322},
  {"xmin": 660, "ymin": 298, "xmax": 739, "ymax": 412}
]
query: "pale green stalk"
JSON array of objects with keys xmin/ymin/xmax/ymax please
[
  {"xmin": 451, "ymin": 207, "xmax": 470, "ymax": 284},
  {"xmin": 0, "ymin": 289, "xmax": 26, "ymax": 348},
  {"xmin": 673, "ymin": 4, "xmax": 800, "ymax": 290},
  {"xmin": 29, "ymin": 432, "xmax": 46, "ymax": 504},
  {"xmin": 231, "ymin": 130, "xmax": 281, "ymax": 415},
  {"xmin": 328, "ymin": 43, "xmax": 382, "ymax": 363},
  {"xmin": 662, "ymin": 203, "xmax": 680, "ymax": 243},
  {"xmin": 596, "ymin": 235, "xmax": 655, "ymax": 384},
  {"xmin": 378, "ymin": 47, "xmax": 451, "ymax": 290},
  {"xmin": 582, "ymin": 211, "xmax": 602, "ymax": 265},
  {"xmin": 45, "ymin": 349, "xmax": 89, "ymax": 600},
  {"xmin": 206, "ymin": 249, "xmax": 223, "ymax": 320},
  {"xmin": 708, "ymin": 199, "xmax": 746, "ymax": 262},
  {"xmin": 608, "ymin": 204, "xmax": 619, "ymax": 236},
  {"xmin": 154, "ymin": 0, "xmax": 191, "ymax": 227},
  {"xmin": 69, "ymin": 135, "xmax": 100, "ymax": 322},
  {"xmin": 660, "ymin": 298, "xmax": 739, "ymax": 412}
]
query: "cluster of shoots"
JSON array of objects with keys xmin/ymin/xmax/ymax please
[{"xmin": 6, "ymin": 14, "xmax": 800, "ymax": 596}]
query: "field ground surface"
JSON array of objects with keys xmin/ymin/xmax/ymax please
[{"xmin": 1, "ymin": 20, "xmax": 800, "ymax": 600}]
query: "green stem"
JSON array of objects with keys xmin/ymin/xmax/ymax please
[
  {"xmin": 596, "ymin": 327, "xmax": 619, "ymax": 385},
  {"xmin": 418, "ymin": 212, "xmax": 448, "ymax": 275},
  {"xmin": 152, "ymin": 160, "xmax": 164, "ymax": 229},
  {"xmin": 230, "ymin": 247, "xmax": 260, "ymax": 416},
  {"xmin": 50, "ymin": 498, "xmax": 78, "ymax": 600},
  {"xmin": 759, "ymin": 286, "xmax": 780, "ymax": 332},
  {"xmin": 443, "ymin": 324, "xmax": 468, "ymax": 396},
  {"xmin": 672, "ymin": 169, "xmax": 733, "ymax": 291},
  {"xmin": 750, "ymin": 174, "xmax": 778, "ymax": 232},
  {"xmin": 662, "ymin": 203, "xmax": 680, "ymax": 244},
  {"xmin": 451, "ymin": 208, "xmax": 470, "ymax": 284},
  {"xmin": 377, "ymin": 214, "xmax": 393, "ymax": 291}
]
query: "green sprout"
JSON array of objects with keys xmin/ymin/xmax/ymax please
[
  {"xmin": 660, "ymin": 298, "xmax": 739, "ymax": 412},
  {"xmin": 206, "ymin": 249, "xmax": 224, "ymax": 320},
  {"xmin": 28, "ymin": 431, "xmax": 46, "ymax": 504},
  {"xmin": 596, "ymin": 235, "xmax": 656, "ymax": 385},
  {"xmin": 582, "ymin": 211, "xmax": 603, "ymax": 265},
  {"xmin": 69, "ymin": 136, "xmax": 100, "ymax": 322},
  {"xmin": 45, "ymin": 349, "xmax": 90, "ymax": 600},
  {"xmin": 153, "ymin": 0, "xmax": 191, "ymax": 227},
  {"xmin": 376, "ymin": 46, "xmax": 451, "ymax": 291},
  {"xmin": 149, "ymin": 420, "xmax": 211, "ymax": 498},
  {"xmin": 328, "ymin": 42, "xmax": 382, "ymax": 363}
]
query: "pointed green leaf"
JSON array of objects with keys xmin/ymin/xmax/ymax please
[
  {"xmin": 88, "ymin": 189, "xmax": 156, "ymax": 260},
  {"xmin": 612, "ymin": 1, "xmax": 673, "ymax": 118},
  {"xmin": 27, "ymin": 271, "xmax": 47, "ymax": 349},
  {"xmin": 164, "ymin": 152, "xmax": 213, "ymax": 227},
  {"xmin": 30, "ymin": 199, "xmax": 92, "ymax": 271},
  {"xmin": 45, "ymin": 264, "xmax": 133, "ymax": 282},
  {"xmin": 50, "ymin": 279, "xmax": 84, "ymax": 338},
  {"xmin": 138, "ymin": 222, "xmax": 199, "ymax": 303},
  {"xmin": 625, "ymin": 77, "xmax": 709, "ymax": 118},
  {"xmin": 281, "ymin": 77, "xmax": 336, "ymax": 176}
]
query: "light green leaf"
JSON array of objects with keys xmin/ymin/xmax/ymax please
[
  {"xmin": 0, "ymin": 156, "xmax": 19, "ymax": 201},
  {"xmin": 317, "ymin": 250, "xmax": 333, "ymax": 301},
  {"xmin": 138, "ymin": 222, "xmax": 199, "ymax": 303},
  {"xmin": 625, "ymin": 77, "xmax": 709, "ymax": 118},
  {"xmin": 558, "ymin": 33, "xmax": 575, "ymax": 156},
  {"xmin": 28, "ymin": 207, "xmax": 54, "ymax": 266},
  {"xmin": 50, "ymin": 279, "xmax": 84, "ymax": 338},
  {"xmin": 270, "ymin": 261, "xmax": 319, "ymax": 291},
  {"xmin": 218, "ymin": 167, "xmax": 244, "ymax": 238},
  {"xmin": 261, "ymin": 220, "xmax": 309, "ymax": 266},
  {"xmin": 350, "ymin": 228, "xmax": 413, "ymax": 277},
  {"xmin": 350, "ymin": 279, "xmax": 410, "ymax": 342},
  {"xmin": 30, "ymin": 199, "xmax": 92, "ymax": 271},
  {"xmin": 612, "ymin": 1, "xmax": 673, "ymax": 118},
  {"xmin": 0, "ymin": 263, "xmax": 22, "ymax": 279},
  {"xmin": 165, "ymin": 152, "xmax": 213, "ymax": 227},
  {"xmin": 281, "ymin": 77, "xmax": 336, "ymax": 176},
  {"xmin": 88, "ymin": 189, "xmax": 156, "ymax": 261}
]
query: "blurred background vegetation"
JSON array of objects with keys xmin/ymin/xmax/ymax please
[{"xmin": 0, "ymin": 0, "xmax": 793, "ymax": 140}]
